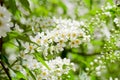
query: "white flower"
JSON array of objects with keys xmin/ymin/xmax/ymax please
[
  {"xmin": 0, "ymin": 6, "xmax": 11, "ymax": 21},
  {"xmin": 39, "ymin": 57, "xmax": 75, "ymax": 80},
  {"xmin": 90, "ymin": 62, "xmax": 94, "ymax": 65},
  {"xmin": 96, "ymin": 71, "xmax": 101, "ymax": 76},
  {"xmin": 0, "ymin": 6, "xmax": 12, "ymax": 38},
  {"xmin": 114, "ymin": 18, "xmax": 119, "ymax": 24},
  {"xmin": 114, "ymin": 18, "xmax": 120, "ymax": 27},
  {"xmin": 102, "ymin": 27, "xmax": 110, "ymax": 39},
  {"xmin": 79, "ymin": 72, "xmax": 90, "ymax": 80},
  {"xmin": 40, "ymin": 69, "xmax": 49, "ymax": 79},
  {"xmin": 55, "ymin": 44, "xmax": 64, "ymax": 53},
  {"xmin": 115, "ymin": 78, "xmax": 119, "ymax": 80},
  {"xmin": 28, "ymin": 17, "xmax": 90, "ymax": 56},
  {"xmin": 83, "ymin": 35, "xmax": 90, "ymax": 42},
  {"xmin": 105, "ymin": 3, "xmax": 112, "ymax": 10},
  {"xmin": 104, "ymin": 12, "xmax": 111, "ymax": 17},
  {"xmin": 21, "ymin": 42, "xmax": 37, "ymax": 53},
  {"xmin": 95, "ymin": 66, "xmax": 101, "ymax": 71},
  {"xmin": 14, "ymin": 24, "xmax": 23, "ymax": 32},
  {"xmin": 86, "ymin": 68, "xmax": 89, "ymax": 71},
  {"xmin": 8, "ymin": 53, "xmax": 17, "ymax": 63},
  {"xmin": 109, "ymin": 77, "xmax": 113, "ymax": 80},
  {"xmin": 30, "ymin": 59, "xmax": 40, "ymax": 70},
  {"xmin": 0, "ymin": 18, "xmax": 12, "ymax": 37},
  {"xmin": 21, "ymin": 54, "xmax": 40, "ymax": 70},
  {"xmin": 69, "ymin": 39, "xmax": 81, "ymax": 48}
]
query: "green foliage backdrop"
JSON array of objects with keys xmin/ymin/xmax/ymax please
[{"xmin": 0, "ymin": 0, "xmax": 120, "ymax": 80}]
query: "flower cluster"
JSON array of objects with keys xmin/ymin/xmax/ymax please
[
  {"xmin": 0, "ymin": 6, "xmax": 12, "ymax": 38},
  {"xmin": 11, "ymin": 53, "xmax": 75, "ymax": 80},
  {"xmin": 38, "ymin": 57, "xmax": 75, "ymax": 80},
  {"xmin": 16, "ymin": 17, "xmax": 90, "ymax": 56},
  {"xmin": 83, "ymin": 3, "xmax": 120, "ymax": 79},
  {"xmin": 86, "ymin": 50, "xmax": 120, "ymax": 77},
  {"xmin": 114, "ymin": 17, "xmax": 120, "ymax": 27},
  {"xmin": 5, "ymin": 16, "xmax": 90, "ymax": 79}
]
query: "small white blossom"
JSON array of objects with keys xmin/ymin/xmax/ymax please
[
  {"xmin": 39, "ymin": 57, "xmax": 75, "ymax": 80},
  {"xmin": 114, "ymin": 18, "xmax": 119, "ymax": 24},
  {"xmin": 96, "ymin": 71, "xmax": 101, "ymax": 76},
  {"xmin": 0, "ymin": 6, "xmax": 13, "ymax": 38},
  {"xmin": 28, "ymin": 17, "xmax": 90, "ymax": 56}
]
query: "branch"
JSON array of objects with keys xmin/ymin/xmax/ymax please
[
  {"xmin": 0, "ymin": 0, "xmax": 4, "ymax": 6},
  {"xmin": 0, "ymin": 38, "xmax": 11, "ymax": 80},
  {"xmin": 0, "ymin": 61, "xmax": 11, "ymax": 80},
  {"xmin": 0, "ymin": 38, "xmax": 2, "ymax": 51},
  {"xmin": 67, "ymin": 48, "xmax": 101, "ymax": 56},
  {"xmin": 78, "ymin": 52, "xmax": 101, "ymax": 56}
]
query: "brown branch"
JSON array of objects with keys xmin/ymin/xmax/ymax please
[
  {"xmin": 0, "ymin": 38, "xmax": 11, "ymax": 80},
  {"xmin": 0, "ymin": 0, "xmax": 4, "ymax": 6},
  {"xmin": 0, "ymin": 38, "xmax": 2, "ymax": 51},
  {"xmin": 0, "ymin": 61, "xmax": 11, "ymax": 80}
]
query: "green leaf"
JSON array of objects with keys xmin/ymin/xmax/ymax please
[
  {"xmin": 0, "ymin": 54, "xmax": 10, "ymax": 65},
  {"xmin": 59, "ymin": 1, "xmax": 67, "ymax": 14},
  {"xmin": 83, "ymin": 0, "xmax": 93, "ymax": 10},
  {"xmin": 90, "ymin": 75, "xmax": 97, "ymax": 80},
  {"xmin": 5, "ymin": 31, "xmax": 32, "ymax": 44},
  {"xmin": 23, "ymin": 66, "xmax": 36, "ymax": 80},
  {"xmin": 14, "ymin": 71, "xmax": 26, "ymax": 80},
  {"xmin": 34, "ymin": 53, "xmax": 50, "ymax": 70},
  {"xmin": 19, "ymin": 0, "xmax": 30, "ymax": 11},
  {"xmin": 8, "ymin": 31, "xmax": 20, "ymax": 40},
  {"xmin": 8, "ymin": 0, "xmax": 17, "ymax": 15},
  {"xmin": 16, "ymin": 34, "xmax": 31, "ymax": 43},
  {"xmin": 106, "ymin": 0, "xmax": 114, "ymax": 5},
  {"xmin": 71, "ymin": 53, "xmax": 89, "ymax": 66},
  {"xmin": 33, "ymin": 6, "xmax": 48, "ymax": 16}
]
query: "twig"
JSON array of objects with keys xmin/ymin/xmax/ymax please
[
  {"xmin": 78, "ymin": 52, "xmax": 101, "ymax": 56},
  {"xmin": 0, "ymin": 61, "xmax": 11, "ymax": 80}
]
